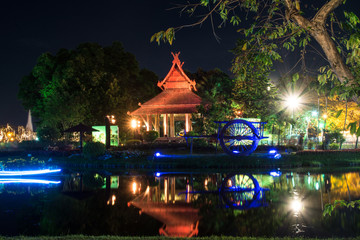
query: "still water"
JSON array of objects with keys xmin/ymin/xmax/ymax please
[{"xmin": 0, "ymin": 169, "xmax": 360, "ymax": 237}]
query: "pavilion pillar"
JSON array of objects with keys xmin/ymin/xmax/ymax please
[
  {"xmin": 154, "ymin": 114, "xmax": 159, "ymax": 134},
  {"xmin": 185, "ymin": 114, "xmax": 190, "ymax": 133},
  {"xmin": 171, "ymin": 176, "xmax": 176, "ymax": 203},
  {"xmin": 146, "ymin": 114, "xmax": 150, "ymax": 131},
  {"xmin": 170, "ymin": 114, "xmax": 175, "ymax": 137},
  {"xmin": 164, "ymin": 177, "xmax": 169, "ymax": 204},
  {"xmin": 163, "ymin": 114, "xmax": 168, "ymax": 137}
]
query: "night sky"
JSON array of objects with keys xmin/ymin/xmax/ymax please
[{"xmin": 0, "ymin": 1, "xmax": 359, "ymax": 127}]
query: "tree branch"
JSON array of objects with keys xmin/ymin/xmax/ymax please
[
  {"xmin": 283, "ymin": 0, "xmax": 312, "ymax": 29},
  {"xmin": 313, "ymin": 0, "xmax": 343, "ymax": 24}
]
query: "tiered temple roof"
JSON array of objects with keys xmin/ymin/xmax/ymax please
[{"xmin": 130, "ymin": 52, "xmax": 201, "ymax": 115}]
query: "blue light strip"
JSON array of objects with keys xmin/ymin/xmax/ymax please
[
  {"xmin": 0, "ymin": 169, "xmax": 61, "ymax": 176},
  {"xmin": 0, "ymin": 178, "xmax": 61, "ymax": 184}
]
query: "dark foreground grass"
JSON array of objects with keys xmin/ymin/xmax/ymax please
[{"xmin": 1, "ymin": 236, "xmax": 358, "ymax": 240}]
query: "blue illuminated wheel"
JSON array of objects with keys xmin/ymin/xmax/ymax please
[
  {"xmin": 219, "ymin": 120, "xmax": 259, "ymax": 156},
  {"xmin": 220, "ymin": 174, "xmax": 260, "ymax": 210}
]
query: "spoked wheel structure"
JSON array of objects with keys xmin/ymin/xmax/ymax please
[
  {"xmin": 220, "ymin": 174, "xmax": 260, "ymax": 210},
  {"xmin": 219, "ymin": 119, "xmax": 260, "ymax": 156}
]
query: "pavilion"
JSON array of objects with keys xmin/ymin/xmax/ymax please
[{"xmin": 129, "ymin": 52, "xmax": 202, "ymax": 137}]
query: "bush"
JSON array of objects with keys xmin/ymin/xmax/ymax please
[
  {"xmin": 143, "ymin": 131, "xmax": 159, "ymax": 142},
  {"xmin": 126, "ymin": 139, "xmax": 142, "ymax": 146},
  {"xmin": 329, "ymin": 142, "xmax": 340, "ymax": 150},
  {"xmin": 307, "ymin": 141, "xmax": 315, "ymax": 150},
  {"xmin": 83, "ymin": 142, "xmax": 106, "ymax": 160},
  {"xmin": 17, "ymin": 140, "xmax": 47, "ymax": 150}
]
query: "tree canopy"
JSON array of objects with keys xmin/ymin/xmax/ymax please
[
  {"xmin": 18, "ymin": 42, "xmax": 159, "ymax": 140},
  {"xmin": 152, "ymin": 0, "xmax": 360, "ymax": 101}
]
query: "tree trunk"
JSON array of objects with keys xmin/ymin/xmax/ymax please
[
  {"xmin": 340, "ymin": 99, "xmax": 348, "ymax": 150},
  {"xmin": 284, "ymin": 0, "xmax": 357, "ymax": 90}
]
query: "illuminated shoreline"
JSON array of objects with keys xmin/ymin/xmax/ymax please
[{"xmin": 0, "ymin": 168, "xmax": 61, "ymax": 176}]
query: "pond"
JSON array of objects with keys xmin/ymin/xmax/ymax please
[{"xmin": 0, "ymin": 168, "xmax": 360, "ymax": 237}]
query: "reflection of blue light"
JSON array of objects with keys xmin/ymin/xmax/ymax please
[
  {"xmin": 269, "ymin": 149, "xmax": 277, "ymax": 155},
  {"xmin": 274, "ymin": 154, "xmax": 281, "ymax": 159},
  {"xmin": 154, "ymin": 152, "xmax": 161, "ymax": 157},
  {"xmin": 155, "ymin": 172, "xmax": 161, "ymax": 177},
  {"xmin": 0, "ymin": 169, "xmax": 61, "ymax": 176},
  {"xmin": 270, "ymin": 171, "xmax": 282, "ymax": 177},
  {"xmin": 0, "ymin": 179, "xmax": 61, "ymax": 184},
  {"xmin": 233, "ymin": 150, "xmax": 240, "ymax": 154}
]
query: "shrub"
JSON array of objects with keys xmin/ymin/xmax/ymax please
[
  {"xmin": 83, "ymin": 142, "xmax": 106, "ymax": 160},
  {"xmin": 18, "ymin": 140, "xmax": 47, "ymax": 150},
  {"xmin": 126, "ymin": 139, "xmax": 142, "ymax": 146},
  {"xmin": 307, "ymin": 141, "xmax": 315, "ymax": 150},
  {"xmin": 329, "ymin": 142, "xmax": 340, "ymax": 150},
  {"xmin": 143, "ymin": 131, "xmax": 159, "ymax": 142}
]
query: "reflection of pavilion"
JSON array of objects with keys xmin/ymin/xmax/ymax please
[{"xmin": 128, "ymin": 176, "xmax": 200, "ymax": 237}]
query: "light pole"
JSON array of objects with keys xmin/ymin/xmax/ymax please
[{"xmin": 285, "ymin": 95, "xmax": 300, "ymax": 137}]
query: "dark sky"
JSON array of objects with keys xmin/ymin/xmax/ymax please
[
  {"xmin": 0, "ymin": 0, "xmax": 238, "ymax": 127},
  {"xmin": 0, "ymin": 1, "xmax": 359, "ymax": 127}
]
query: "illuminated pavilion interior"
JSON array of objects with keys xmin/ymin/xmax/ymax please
[{"xmin": 129, "ymin": 52, "xmax": 202, "ymax": 137}]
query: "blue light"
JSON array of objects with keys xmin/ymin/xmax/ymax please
[
  {"xmin": 274, "ymin": 153, "xmax": 282, "ymax": 159},
  {"xmin": 155, "ymin": 172, "xmax": 161, "ymax": 177},
  {"xmin": 0, "ymin": 178, "xmax": 61, "ymax": 184},
  {"xmin": 0, "ymin": 169, "xmax": 61, "ymax": 176},
  {"xmin": 270, "ymin": 171, "xmax": 282, "ymax": 177},
  {"xmin": 269, "ymin": 149, "xmax": 277, "ymax": 155},
  {"xmin": 154, "ymin": 152, "xmax": 161, "ymax": 157},
  {"xmin": 232, "ymin": 150, "xmax": 240, "ymax": 154}
]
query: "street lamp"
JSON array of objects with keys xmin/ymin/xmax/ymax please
[{"xmin": 285, "ymin": 94, "xmax": 301, "ymax": 136}]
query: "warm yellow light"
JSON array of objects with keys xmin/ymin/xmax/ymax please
[
  {"xmin": 227, "ymin": 179, "xmax": 232, "ymax": 187},
  {"xmin": 111, "ymin": 194, "xmax": 116, "ymax": 205},
  {"xmin": 10, "ymin": 137, "xmax": 14, "ymax": 142},
  {"xmin": 291, "ymin": 199, "xmax": 302, "ymax": 212},
  {"xmin": 323, "ymin": 114, "xmax": 328, "ymax": 119},
  {"xmin": 7, "ymin": 132, "xmax": 12, "ymax": 137},
  {"xmin": 131, "ymin": 119, "xmax": 137, "ymax": 129},
  {"xmin": 132, "ymin": 181, "xmax": 137, "ymax": 194}
]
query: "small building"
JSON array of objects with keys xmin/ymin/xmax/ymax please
[{"xmin": 129, "ymin": 52, "xmax": 202, "ymax": 137}]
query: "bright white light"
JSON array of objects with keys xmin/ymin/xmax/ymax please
[
  {"xmin": 154, "ymin": 152, "xmax": 161, "ymax": 157},
  {"xmin": 286, "ymin": 95, "xmax": 301, "ymax": 109},
  {"xmin": 0, "ymin": 179, "xmax": 61, "ymax": 184},
  {"xmin": 291, "ymin": 199, "xmax": 303, "ymax": 212},
  {"xmin": 270, "ymin": 171, "xmax": 280, "ymax": 177},
  {"xmin": 0, "ymin": 169, "xmax": 61, "ymax": 176},
  {"xmin": 269, "ymin": 150, "xmax": 277, "ymax": 155},
  {"xmin": 315, "ymin": 182, "xmax": 319, "ymax": 190},
  {"xmin": 274, "ymin": 153, "xmax": 282, "ymax": 159},
  {"xmin": 155, "ymin": 172, "xmax": 161, "ymax": 177},
  {"xmin": 311, "ymin": 111, "xmax": 318, "ymax": 117}
]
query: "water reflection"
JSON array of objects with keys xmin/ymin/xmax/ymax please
[{"xmin": 0, "ymin": 170, "xmax": 360, "ymax": 237}]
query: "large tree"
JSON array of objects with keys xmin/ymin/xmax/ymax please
[
  {"xmin": 152, "ymin": 0, "xmax": 360, "ymax": 98},
  {"xmin": 18, "ymin": 42, "xmax": 158, "ymax": 140}
]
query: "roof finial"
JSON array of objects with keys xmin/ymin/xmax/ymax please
[{"xmin": 171, "ymin": 52, "xmax": 184, "ymax": 67}]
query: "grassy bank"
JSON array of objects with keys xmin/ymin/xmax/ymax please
[
  {"xmin": 2, "ymin": 148, "xmax": 360, "ymax": 172},
  {"xmin": 49, "ymin": 149, "xmax": 360, "ymax": 173}
]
